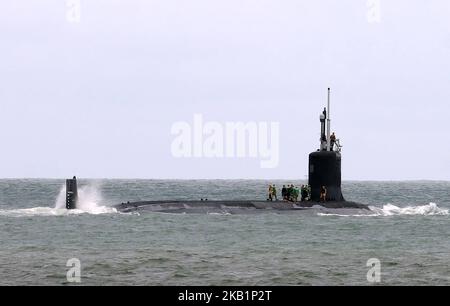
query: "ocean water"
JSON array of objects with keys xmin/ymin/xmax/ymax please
[{"xmin": 0, "ymin": 179, "xmax": 449, "ymax": 285}]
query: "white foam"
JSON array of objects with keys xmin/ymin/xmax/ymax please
[
  {"xmin": 0, "ymin": 183, "xmax": 117, "ymax": 217},
  {"xmin": 318, "ymin": 202, "xmax": 448, "ymax": 217},
  {"xmin": 0, "ymin": 206, "xmax": 117, "ymax": 217},
  {"xmin": 369, "ymin": 202, "xmax": 448, "ymax": 216},
  {"xmin": 317, "ymin": 212, "xmax": 375, "ymax": 217},
  {"xmin": 207, "ymin": 211, "xmax": 232, "ymax": 216}
]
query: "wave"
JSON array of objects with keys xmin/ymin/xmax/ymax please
[
  {"xmin": 0, "ymin": 206, "xmax": 117, "ymax": 217},
  {"xmin": 206, "ymin": 211, "xmax": 232, "ymax": 216},
  {"xmin": 369, "ymin": 202, "xmax": 448, "ymax": 216},
  {"xmin": 0, "ymin": 183, "xmax": 117, "ymax": 217},
  {"xmin": 318, "ymin": 202, "xmax": 448, "ymax": 217}
]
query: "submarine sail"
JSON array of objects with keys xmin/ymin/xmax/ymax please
[{"xmin": 308, "ymin": 88, "xmax": 345, "ymax": 201}]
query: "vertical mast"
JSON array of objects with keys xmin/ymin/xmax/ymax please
[{"xmin": 326, "ymin": 88, "xmax": 331, "ymax": 151}]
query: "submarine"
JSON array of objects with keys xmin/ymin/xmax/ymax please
[{"xmin": 65, "ymin": 88, "xmax": 369, "ymax": 213}]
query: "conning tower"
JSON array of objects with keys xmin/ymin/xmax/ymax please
[{"xmin": 308, "ymin": 88, "xmax": 345, "ymax": 201}]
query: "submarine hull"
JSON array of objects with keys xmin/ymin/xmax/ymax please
[{"xmin": 115, "ymin": 200, "xmax": 369, "ymax": 214}]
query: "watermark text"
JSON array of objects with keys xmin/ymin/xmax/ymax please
[{"xmin": 171, "ymin": 114, "xmax": 280, "ymax": 168}]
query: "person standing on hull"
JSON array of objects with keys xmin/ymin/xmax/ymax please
[
  {"xmin": 267, "ymin": 185, "xmax": 273, "ymax": 201},
  {"xmin": 271, "ymin": 185, "xmax": 278, "ymax": 201},
  {"xmin": 293, "ymin": 185, "xmax": 299, "ymax": 202},
  {"xmin": 281, "ymin": 185, "xmax": 287, "ymax": 201},
  {"xmin": 288, "ymin": 184, "xmax": 294, "ymax": 202},
  {"xmin": 300, "ymin": 185, "xmax": 308, "ymax": 201},
  {"xmin": 320, "ymin": 186, "xmax": 327, "ymax": 202}
]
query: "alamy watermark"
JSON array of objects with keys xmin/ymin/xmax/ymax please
[
  {"xmin": 366, "ymin": 258, "xmax": 381, "ymax": 283},
  {"xmin": 367, "ymin": 0, "xmax": 381, "ymax": 23},
  {"xmin": 171, "ymin": 114, "xmax": 280, "ymax": 168},
  {"xmin": 66, "ymin": 258, "xmax": 81, "ymax": 283},
  {"xmin": 66, "ymin": 0, "xmax": 81, "ymax": 23}
]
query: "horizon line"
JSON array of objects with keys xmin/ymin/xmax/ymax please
[{"xmin": 0, "ymin": 177, "xmax": 449, "ymax": 182}]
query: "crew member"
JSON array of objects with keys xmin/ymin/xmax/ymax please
[
  {"xmin": 287, "ymin": 184, "xmax": 294, "ymax": 202},
  {"xmin": 330, "ymin": 132, "xmax": 336, "ymax": 151},
  {"xmin": 271, "ymin": 185, "xmax": 277, "ymax": 201},
  {"xmin": 320, "ymin": 186, "xmax": 327, "ymax": 202},
  {"xmin": 293, "ymin": 186, "xmax": 299, "ymax": 202},
  {"xmin": 301, "ymin": 185, "xmax": 308, "ymax": 201},
  {"xmin": 281, "ymin": 185, "xmax": 287, "ymax": 201}
]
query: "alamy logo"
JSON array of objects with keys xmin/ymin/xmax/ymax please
[
  {"xmin": 66, "ymin": 0, "xmax": 81, "ymax": 23},
  {"xmin": 367, "ymin": 0, "xmax": 381, "ymax": 23},
  {"xmin": 366, "ymin": 258, "xmax": 381, "ymax": 283},
  {"xmin": 66, "ymin": 258, "xmax": 81, "ymax": 283},
  {"xmin": 171, "ymin": 114, "xmax": 280, "ymax": 168}
]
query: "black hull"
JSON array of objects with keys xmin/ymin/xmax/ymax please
[{"xmin": 115, "ymin": 200, "xmax": 369, "ymax": 213}]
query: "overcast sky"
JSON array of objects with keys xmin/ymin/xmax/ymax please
[{"xmin": 0, "ymin": 0, "xmax": 449, "ymax": 180}]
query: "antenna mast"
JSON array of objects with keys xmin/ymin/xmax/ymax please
[{"xmin": 326, "ymin": 88, "xmax": 331, "ymax": 151}]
